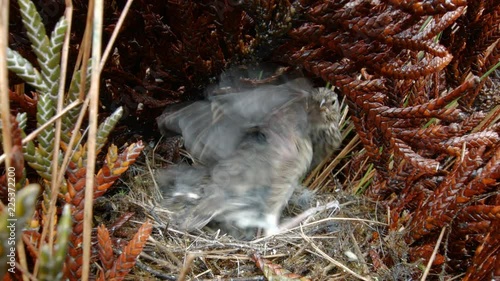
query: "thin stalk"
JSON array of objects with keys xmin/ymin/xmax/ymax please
[
  {"xmin": 48, "ymin": 0, "xmax": 74, "ymax": 252},
  {"xmin": 0, "ymin": 0, "xmax": 11, "ymax": 170},
  {"xmin": 81, "ymin": 0, "xmax": 103, "ymax": 279}
]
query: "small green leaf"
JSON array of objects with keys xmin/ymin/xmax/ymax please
[
  {"xmin": 0, "ymin": 184, "xmax": 40, "ymax": 276},
  {"xmin": 6, "ymin": 48, "xmax": 48, "ymax": 94},
  {"xmin": 96, "ymin": 107, "xmax": 124, "ymax": 152},
  {"xmin": 38, "ymin": 204, "xmax": 72, "ymax": 281}
]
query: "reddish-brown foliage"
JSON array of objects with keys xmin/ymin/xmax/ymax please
[{"xmin": 7, "ymin": 0, "xmax": 499, "ymax": 279}]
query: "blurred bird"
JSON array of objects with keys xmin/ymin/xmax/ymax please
[
  {"xmin": 158, "ymin": 76, "xmax": 312, "ymax": 165},
  {"xmin": 160, "ymin": 104, "xmax": 312, "ymax": 236},
  {"xmin": 307, "ymin": 87, "xmax": 342, "ymax": 167},
  {"xmin": 156, "ymin": 66, "xmax": 341, "ymax": 237}
]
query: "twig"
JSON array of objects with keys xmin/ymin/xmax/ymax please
[
  {"xmin": 253, "ymin": 214, "xmax": 387, "ymax": 243},
  {"xmin": 0, "ymin": 0, "xmax": 12, "ymax": 170},
  {"xmin": 0, "ymin": 3, "xmax": 28, "ymax": 280},
  {"xmin": 420, "ymin": 226, "xmax": 446, "ymax": 281},
  {"xmin": 278, "ymin": 200, "xmax": 340, "ymax": 232},
  {"xmin": 47, "ymin": 0, "xmax": 74, "ymax": 252},
  {"xmin": 14, "ymin": 262, "xmax": 37, "ymax": 281},
  {"xmin": 178, "ymin": 253, "xmax": 196, "ymax": 281},
  {"xmin": 148, "ymin": 236, "xmax": 184, "ymax": 266},
  {"xmin": 16, "ymin": 240, "xmax": 29, "ymax": 281},
  {"xmin": 99, "ymin": 0, "xmax": 134, "ymax": 70},
  {"xmin": 350, "ymin": 232, "xmax": 370, "ymax": 275},
  {"xmin": 472, "ymin": 104, "xmax": 500, "ymax": 133},
  {"xmin": 82, "ymin": 0, "xmax": 104, "ymax": 279},
  {"xmin": 139, "ymin": 251, "xmax": 179, "ymax": 272},
  {"xmin": 321, "ymin": 134, "xmax": 359, "ymax": 191},
  {"xmin": 135, "ymin": 259, "xmax": 177, "ymax": 281},
  {"xmin": 0, "ymin": 99, "xmax": 82, "ymax": 164}
]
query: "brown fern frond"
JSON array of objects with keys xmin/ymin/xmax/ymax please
[
  {"xmin": 350, "ymin": 115, "xmax": 381, "ymax": 162},
  {"xmin": 409, "ymin": 244, "xmax": 445, "ymax": 265},
  {"xmin": 405, "ymin": 145, "xmax": 487, "ymax": 243},
  {"xmin": 273, "ymin": 5, "xmax": 498, "ymax": 277},
  {"xmin": 453, "ymin": 220, "xmax": 491, "ymax": 235},
  {"xmin": 389, "ymin": 178, "xmax": 435, "ymax": 228},
  {"xmin": 108, "ymin": 212, "xmax": 135, "ymax": 234},
  {"xmin": 289, "ymin": 23, "xmax": 325, "ymax": 42},
  {"xmin": 418, "ymin": 7, "xmax": 465, "ymax": 40},
  {"xmin": 442, "ymin": 131, "xmax": 499, "ymax": 150},
  {"xmin": 97, "ymin": 224, "xmax": 115, "ymax": 273},
  {"xmin": 103, "ymin": 220, "xmax": 152, "ymax": 281},
  {"xmin": 460, "ymin": 145, "xmax": 500, "ymax": 198},
  {"xmin": 95, "ymin": 141, "xmax": 144, "ymax": 198},
  {"xmin": 385, "ymin": 0, "xmax": 467, "ymax": 16},
  {"xmin": 391, "ymin": 138, "xmax": 440, "ymax": 174},
  {"xmin": 53, "ymin": 137, "xmax": 144, "ymax": 281},
  {"xmin": 462, "ymin": 218, "xmax": 500, "ymax": 281},
  {"xmin": 459, "ymin": 111, "xmax": 488, "ymax": 133},
  {"xmin": 461, "ymin": 6, "xmax": 500, "ymax": 74},
  {"xmin": 387, "ymin": 37, "xmax": 449, "ymax": 57},
  {"xmin": 64, "ymin": 160, "xmax": 89, "ymax": 281},
  {"xmin": 444, "ymin": 1, "xmax": 500, "ymax": 95},
  {"xmin": 394, "ymin": 123, "xmax": 461, "ymax": 143},
  {"xmin": 422, "ymin": 74, "xmax": 476, "ymax": 108},
  {"xmin": 8, "ymin": 88, "xmax": 38, "ymax": 116},
  {"xmin": 379, "ymin": 104, "xmax": 461, "ymax": 121},
  {"xmin": 457, "ymin": 205, "xmax": 500, "ymax": 222},
  {"xmin": 482, "ymin": 41, "xmax": 499, "ymax": 72},
  {"xmin": 473, "ymin": 7, "xmax": 500, "ymax": 61}
]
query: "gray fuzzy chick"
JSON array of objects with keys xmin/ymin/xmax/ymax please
[{"xmin": 157, "ymin": 68, "xmax": 341, "ymax": 237}]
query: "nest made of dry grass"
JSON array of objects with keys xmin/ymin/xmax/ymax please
[{"xmin": 96, "ymin": 135, "xmax": 425, "ymax": 281}]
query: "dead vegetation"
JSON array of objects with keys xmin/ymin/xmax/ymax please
[
  {"xmin": 0, "ymin": 0, "xmax": 499, "ymax": 280},
  {"xmin": 115, "ymin": 140, "xmax": 418, "ymax": 281}
]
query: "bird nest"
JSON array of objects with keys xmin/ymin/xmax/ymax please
[{"xmin": 99, "ymin": 141, "xmax": 421, "ymax": 281}]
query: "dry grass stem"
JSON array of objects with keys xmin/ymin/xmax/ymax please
[
  {"xmin": 81, "ymin": 0, "xmax": 104, "ymax": 278},
  {"xmin": 300, "ymin": 226, "xmax": 372, "ymax": 281},
  {"xmin": 420, "ymin": 227, "xmax": 447, "ymax": 281}
]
